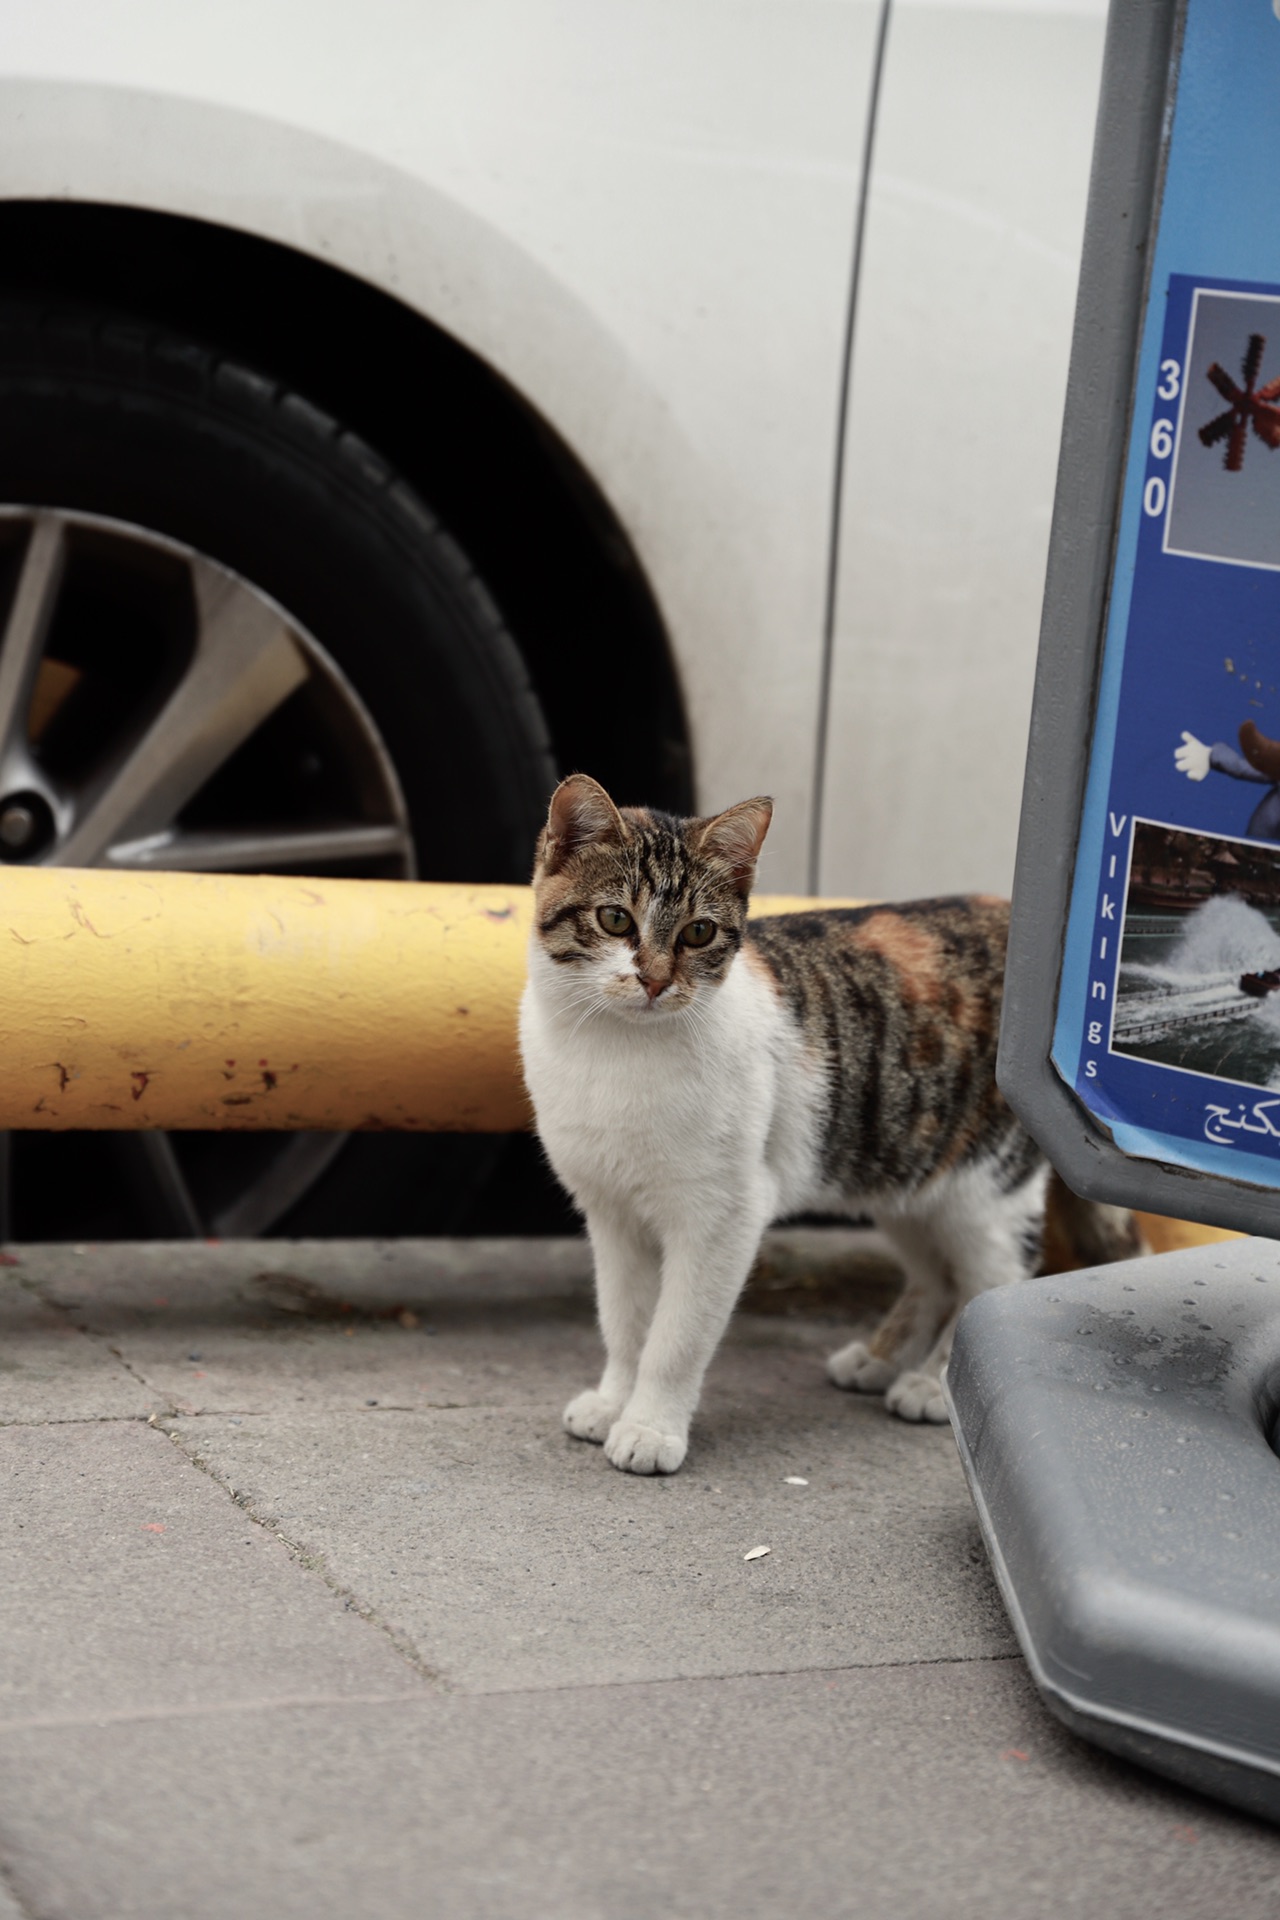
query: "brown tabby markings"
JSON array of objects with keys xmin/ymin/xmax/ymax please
[
  {"xmin": 535, "ymin": 802, "xmax": 753, "ymax": 995},
  {"xmin": 867, "ymin": 1279, "xmax": 954, "ymax": 1362},
  {"xmin": 746, "ymin": 898, "xmax": 1031, "ymax": 1197},
  {"xmin": 852, "ymin": 913, "xmax": 947, "ymax": 1008},
  {"xmin": 1040, "ymin": 1179, "xmax": 1145, "ymax": 1272}
]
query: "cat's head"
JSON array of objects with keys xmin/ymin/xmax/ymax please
[{"xmin": 529, "ymin": 774, "xmax": 773, "ymax": 1022}]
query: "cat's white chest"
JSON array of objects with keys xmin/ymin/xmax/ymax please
[
  {"xmin": 520, "ymin": 951, "xmax": 797, "ymax": 1218},
  {"xmin": 522, "ymin": 998, "xmax": 739, "ymax": 1202}
]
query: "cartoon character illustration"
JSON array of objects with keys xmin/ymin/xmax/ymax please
[{"xmin": 1175, "ymin": 720, "xmax": 1280, "ymax": 838}]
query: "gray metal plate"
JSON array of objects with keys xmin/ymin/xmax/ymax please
[{"xmin": 947, "ymin": 1239, "xmax": 1280, "ymax": 1822}]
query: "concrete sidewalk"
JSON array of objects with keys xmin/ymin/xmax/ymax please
[{"xmin": 1, "ymin": 1230, "xmax": 1276, "ymax": 1918}]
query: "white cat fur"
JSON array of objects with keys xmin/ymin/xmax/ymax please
[{"xmin": 520, "ymin": 905, "xmax": 1045, "ymax": 1474}]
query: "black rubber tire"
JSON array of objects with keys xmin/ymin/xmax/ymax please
[{"xmin": 0, "ymin": 300, "xmax": 558, "ymax": 1239}]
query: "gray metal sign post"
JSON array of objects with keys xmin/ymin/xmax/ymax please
[{"xmin": 948, "ymin": 0, "xmax": 1280, "ymax": 1821}]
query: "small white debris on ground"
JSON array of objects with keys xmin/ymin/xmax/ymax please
[
  {"xmin": 784, "ymin": 1476, "xmax": 808, "ymax": 1486},
  {"xmin": 743, "ymin": 1545, "xmax": 771, "ymax": 1562}
]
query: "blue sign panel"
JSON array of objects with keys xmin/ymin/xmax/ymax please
[{"xmin": 1055, "ymin": 1, "xmax": 1280, "ymax": 1185}]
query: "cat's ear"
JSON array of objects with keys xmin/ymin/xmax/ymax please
[
  {"xmin": 694, "ymin": 796, "xmax": 773, "ymax": 893},
  {"xmin": 539, "ymin": 774, "xmax": 626, "ymax": 874}
]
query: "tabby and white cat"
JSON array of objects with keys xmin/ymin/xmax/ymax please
[{"xmin": 519, "ymin": 774, "xmax": 1139, "ymax": 1476}]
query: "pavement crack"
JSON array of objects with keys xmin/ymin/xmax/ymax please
[
  {"xmin": 12, "ymin": 1272, "xmax": 173, "ymax": 1409},
  {"xmin": 153, "ymin": 1419, "xmax": 446, "ymax": 1691},
  {"xmin": 0, "ymin": 1413, "xmax": 169, "ymax": 1430},
  {"xmin": 0, "ymin": 1690, "xmax": 424, "ymax": 1736},
  {"xmin": 451, "ymin": 1650, "xmax": 1026, "ymax": 1705},
  {"xmin": 103, "ymin": 1339, "xmax": 174, "ymax": 1405},
  {"xmin": 0, "ymin": 1855, "xmax": 43, "ymax": 1920}
]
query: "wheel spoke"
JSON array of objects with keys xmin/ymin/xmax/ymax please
[
  {"xmin": 55, "ymin": 558, "xmax": 308, "ymax": 867},
  {"xmin": 211, "ymin": 1134, "xmax": 348, "ymax": 1238},
  {"xmin": 105, "ymin": 822, "xmax": 414, "ymax": 872},
  {"xmin": 112, "ymin": 1133, "xmax": 204, "ymax": 1238},
  {"xmin": 4, "ymin": 506, "xmax": 417, "ymax": 1241},
  {"xmin": 0, "ymin": 516, "xmax": 65, "ymax": 782}
]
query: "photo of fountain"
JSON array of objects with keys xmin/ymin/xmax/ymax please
[{"xmin": 1113, "ymin": 819, "xmax": 1280, "ymax": 1084}]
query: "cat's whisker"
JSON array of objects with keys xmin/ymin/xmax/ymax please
[
  {"xmin": 547, "ymin": 980, "xmax": 610, "ymax": 1019},
  {"xmin": 554, "ymin": 986, "xmax": 602, "ymax": 1015},
  {"xmin": 566, "ymin": 997, "xmax": 610, "ymax": 1042},
  {"xmin": 676, "ymin": 998, "xmax": 716, "ymax": 1072}
]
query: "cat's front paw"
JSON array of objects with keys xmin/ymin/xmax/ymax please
[
  {"xmin": 826, "ymin": 1339, "xmax": 897, "ymax": 1394},
  {"xmin": 604, "ymin": 1419, "xmax": 687, "ymax": 1475},
  {"xmin": 563, "ymin": 1389, "xmax": 624, "ymax": 1444},
  {"xmin": 885, "ymin": 1369, "xmax": 949, "ymax": 1425}
]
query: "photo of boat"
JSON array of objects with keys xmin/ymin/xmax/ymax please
[{"xmin": 1112, "ymin": 820, "xmax": 1280, "ymax": 1086}]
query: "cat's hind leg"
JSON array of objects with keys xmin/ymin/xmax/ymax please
[
  {"xmin": 883, "ymin": 1318, "xmax": 955, "ymax": 1424},
  {"xmin": 884, "ymin": 1160, "xmax": 1049, "ymax": 1424},
  {"xmin": 565, "ymin": 1207, "xmax": 661, "ymax": 1444},
  {"xmin": 826, "ymin": 1217, "xmax": 955, "ymax": 1399}
]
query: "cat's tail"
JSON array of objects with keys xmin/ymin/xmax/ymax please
[{"xmin": 1040, "ymin": 1169, "xmax": 1148, "ymax": 1274}]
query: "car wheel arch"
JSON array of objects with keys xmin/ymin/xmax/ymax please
[{"xmin": 0, "ymin": 197, "xmax": 694, "ymax": 818}]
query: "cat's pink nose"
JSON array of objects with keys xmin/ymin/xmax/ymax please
[{"xmin": 639, "ymin": 974, "xmax": 669, "ymax": 1002}]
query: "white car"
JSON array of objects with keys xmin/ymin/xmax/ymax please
[{"xmin": 0, "ymin": 0, "xmax": 1106, "ymax": 1238}]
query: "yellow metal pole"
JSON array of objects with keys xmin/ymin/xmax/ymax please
[
  {"xmin": 0, "ymin": 868, "xmax": 864, "ymax": 1133},
  {"xmin": 0, "ymin": 866, "xmax": 1239, "ymax": 1256}
]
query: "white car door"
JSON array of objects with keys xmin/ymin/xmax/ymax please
[{"xmin": 818, "ymin": 0, "xmax": 1108, "ymax": 901}]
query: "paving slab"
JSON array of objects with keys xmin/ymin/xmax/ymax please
[
  {"xmin": 12, "ymin": 1237, "xmax": 600, "ymax": 1416},
  {"xmin": 0, "ymin": 1272, "xmax": 150, "ymax": 1425},
  {"xmin": 1, "ymin": 1231, "xmax": 1275, "ymax": 1917},
  {"xmin": 13, "ymin": 1231, "xmax": 900, "ymax": 1418},
  {"xmin": 163, "ymin": 1392, "xmax": 1012, "ymax": 1691},
  {"xmin": 78, "ymin": 1292, "xmax": 609, "ymax": 1417},
  {"xmin": 0, "ymin": 1421, "xmax": 425, "ymax": 1721},
  {"xmin": 16, "ymin": 1235, "xmax": 600, "ymax": 1325},
  {"xmin": 0, "ymin": 1660, "xmax": 1275, "ymax": 1920}
]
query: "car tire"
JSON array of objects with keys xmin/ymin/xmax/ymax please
[{"xmin": 0, "ymin": 300, "xmax": 557, "ymax": 1241}]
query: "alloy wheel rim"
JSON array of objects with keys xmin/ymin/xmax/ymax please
[{"xmin": 0, "ymin": 505, "xmax": 416, "ymax": 1239}]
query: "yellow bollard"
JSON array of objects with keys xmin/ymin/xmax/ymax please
[
  {"xmin": 0, "ymin": 868, "xmax": 864, "ymax": 1133},
  {"xmin": 0, "ymin": 866, "xmax": 1243, "ymax": 1254}
]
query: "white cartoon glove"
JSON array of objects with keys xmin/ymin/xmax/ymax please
[{"xmin": 1175, "ymin": 731, "xmax": 1211, "ymax": 781}]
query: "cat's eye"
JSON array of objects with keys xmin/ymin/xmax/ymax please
[
  {"xmin": 597, "ymin": 905, "xmax": 634, "ymax": 936},
  {"xmin": 680, "ymin": 919, "xmax": 716, "ymax": 949}
]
